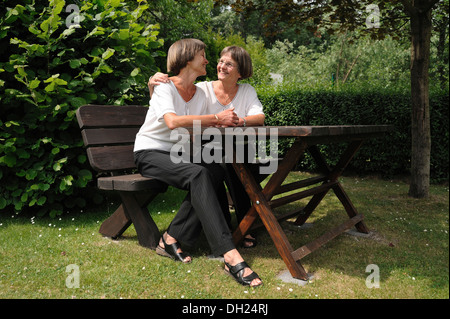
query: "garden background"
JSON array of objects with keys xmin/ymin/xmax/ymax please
[
  {"xmin": 1, "ymin": 0, "xmax": 448, "ymax": 217},
  {"xmin": 0, "ymin": 0, "xmax": 448, "ymax": 301}
]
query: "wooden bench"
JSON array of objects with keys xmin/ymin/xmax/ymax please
[{"xmin": 76, "ymin": 104, "xmax": 168, "ymax": 249}]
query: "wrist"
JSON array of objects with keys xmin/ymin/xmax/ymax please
[
  {"xmin": 242, "ymin": 117, "xmax": 247, "ymax": 127},
  {"xmin": 214, "ymin": 114, "xmax": 220, "ymax": 124}
]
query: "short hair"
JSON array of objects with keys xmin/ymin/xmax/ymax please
[
  {"xmin": 167, "ymin": 39, "xmax": 206, "ymax": 75},
  {"xmin": 220, "ymin": 46, "xmax": 253, "ymax": 80}
]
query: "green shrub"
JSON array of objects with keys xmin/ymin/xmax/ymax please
[
  {"xmin": 0, "ymin": 0, "xmax": 164, "ymax": 216},
  {"xmin": 258, "ymin": 85, "xmax": 449, "ymax": 183}
]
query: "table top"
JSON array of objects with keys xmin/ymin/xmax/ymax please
[{"xmin": 184, "ymin": 125, "xmax": 394, "ymax": 138}]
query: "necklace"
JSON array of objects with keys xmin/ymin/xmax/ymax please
[
  {"xmin": 214, "ymin": 81, "xmax": 238, "ymax": 105},
  {"xmin": 224, "ymin": 92, "xmax": 234, "ymax": 104}
]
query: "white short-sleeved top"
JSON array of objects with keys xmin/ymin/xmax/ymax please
[
  {"xmin": 134, "ymin": 81, "xmax": 207, "ymax": 153},
  {"xmin": 196, "ymin": 81, "xmax": 264, "ymax": 118}
]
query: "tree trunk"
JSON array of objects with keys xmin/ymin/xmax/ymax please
[{"xmin": 408, "ymin": 6, "xmax": 432, "ymax": 198}]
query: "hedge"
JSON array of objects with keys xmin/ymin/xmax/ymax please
[
  {"xmin": 0, "ymin": 0, "xmax": 163, "ymax": 216},
  {"xmin": 258, "ymin": 85, "xmax": 449, "ymax": 183}
]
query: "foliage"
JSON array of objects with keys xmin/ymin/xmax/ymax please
[
  {"xmin": 258, "ymin": 85, "xmax": 449, "ymax": 183},
  {"xmin": 266, "ymin": 35, "xmax": 411, "ymax": 90},
  {"xmin": 144, "ymin": 0, "xmax": 214, "ymax": 48},
  {"xmin": 209, "ymin": 32, "xmax": 271, "ymax": 86},
  {"xmin": 430, "ymin": 0, "xmax": 450, "ymax": 89},
  {"xmin": 141, "ymin": 1, "xmax": 271, "ymax": 85},
  {"xmin": 214, "ymin": 0, "xmax": 412, "ymax": 40},
  {"xmin": 212, "ymin": 0, "xmax": 448, "ymax": 90},
  {"xmin": 142, "ymin": 0, "xmax": 216, "ymax": 77},
  {"xmin": 0, "ymin": 0, "xmax": 164, "ymax": 216}
]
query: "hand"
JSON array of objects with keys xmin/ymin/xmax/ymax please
[
  {"xmin": 216, "ymin": 107, "xmax": 239, "ymax": 127},
  {"xmin": 148, "ymin": 72, "xmax": 169, "ymax": 89}
]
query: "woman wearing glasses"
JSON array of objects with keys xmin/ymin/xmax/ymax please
[
  {"xmin": 136, "ymin": 40, "xmax": 262, "ymax": 287},
  {"xmin": 149, "ymin": 46, "xmax": 266, "ymax": 249}
]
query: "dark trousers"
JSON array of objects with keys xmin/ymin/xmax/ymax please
[{"xmin": 134, "ymin": 150, "xmax": 235, "ymax": 256}]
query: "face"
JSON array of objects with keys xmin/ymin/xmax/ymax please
[
  {"xmin": 189, "ymin": 49, "xmax": 209, "ymax": 76},
  {"xmin": 217, "ymin": 52, "xmax": 241, "ymax": 82}
]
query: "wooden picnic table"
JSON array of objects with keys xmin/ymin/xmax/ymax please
[{"xmin": 186, "ymin": 125, "xmax": 393, "ymax": 280}]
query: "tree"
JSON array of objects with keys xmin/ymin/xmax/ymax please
[{"xmin": 215, "ymin": 0, "xmax": 447, "ymax": 198}]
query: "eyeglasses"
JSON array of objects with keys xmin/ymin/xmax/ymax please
[{"xmin": 217, "ymin": 60, "xmax": 236, "ymax": 69}]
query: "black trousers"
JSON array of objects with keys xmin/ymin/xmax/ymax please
[{"xmin": 134, "ymin": 150, "xmax": 235, "ymax": 256}]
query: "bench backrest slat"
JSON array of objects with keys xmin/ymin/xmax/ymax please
[
  {"xmin": 76, "ymin": 104, "xmax": 148, "ymax": 128},
  {"xmin": 81, "ymin": 128, "xmax": 140, "ymax": 146},
  {"xmin": 87, "ymin": 145, "xmax": 136, "ymax": 172},
  {"xmin": 76, "ymin": 105, "xmax": 147, "ymax": 172}
]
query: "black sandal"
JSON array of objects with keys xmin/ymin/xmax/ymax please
[
  {"xmin": 224, "ymin": 261, "xmax": 262, "ymax": 287},
  {"xmin": 156, "ymin": 235, "xmax": 191, "ymax": 263},
  {"xmin": 242, "ymin": 234, "xmax": 257, "ymax": 249}
]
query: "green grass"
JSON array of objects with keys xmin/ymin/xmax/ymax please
[{"xmin": 0, "ymin": 172, "xmax": 448, "ymax": 299}]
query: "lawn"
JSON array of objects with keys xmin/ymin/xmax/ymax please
[{"xmin": 0, "ymin": 172, "xmax": 448, "ymax": 300}]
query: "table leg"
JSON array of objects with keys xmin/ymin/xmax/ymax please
[
  {"xmin": 333, "ymin": 183, "xmax": 369, "ymax": 233},
  {"xmin": 295, "ymin": 142, "xmax": 369, "ymax": 233},
  {"xmin": 232, "ymin": 138, "xmax": 308, "ymax": 244},
  {"xmin": 233, "ymin": 161, "xmax": 309, "ymax": 280},
  {"xmin": 293, "ymin": 145, "xmax": 332, "ymax": 225},
  {"xmin": 232, "ymin": 138, "xmax": 311, "ymax": 280},
  {"xmin": 294, "ymin": 190, "xmax": 329, "ymax": 226}
]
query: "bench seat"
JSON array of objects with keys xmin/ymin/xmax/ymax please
[{"xmin": 98, "ymin": 174, "xmax": 168, "ymax": 192}]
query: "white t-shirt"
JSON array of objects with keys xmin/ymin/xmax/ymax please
[
  {"xmin": 196, "ymin": 81, "xmax": 264, "ymax": 118},
  {"xmin": 134, "ymin": 81, "xmax": 207, "ymax": 152}
]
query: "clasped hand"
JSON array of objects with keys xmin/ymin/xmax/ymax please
[{"xmin": 215, "ymin": 107, "xmax": 239, "ymax": 128}]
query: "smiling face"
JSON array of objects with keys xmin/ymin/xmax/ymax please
[
  {"xmin": 189, "ymin": 49, "xmax": 209, "ymax": 77},
  {"xmin": 167, "ymin": 39, "xmax": 207, "ymax": 76},
  {"xmin": 217, "ymin": 52, "xmax": 241, "ymax": 83}
]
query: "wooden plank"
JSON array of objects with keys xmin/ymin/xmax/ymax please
[
  {"xmin": 332, "ymin": 183, "xmax": 370, "ymax": 233},
  {"xmin": 291, "ymin": 214, "xmax": 364, "ymax": 261},
  {"xmin": 184, "ymin": 125, "xmax": 394, "ymax": 138},
  {"xmin": 293, "ymin": 145, "xmax": 333, "ymax": 225},
  {"xmin": 119, "ymin": 192, "xmax": 160, "ymax": 249},
  {"xmin": 81, "ymin": 128, "xmax": 140, "ymax": 146},
  {"xmin": 233, "ymin": 161, "xmax": 309, "ymax": 280},
  {"xmin": 269, "ymin": 181, "xmax": 338, "ymax": 209},
  {"xmin": 99, "ymin": 204, "xmax": 132, "ymax": 239},
  {"xmin": 249, "ymin": 208, "xmax": 304, "ymax": 232},
  {"xmin": 274, "ymin": 175, "xmax": 327, "ymax": 195},
  {"xmin": 231, "ymin": 139, "xmax": 308, "ymax": 246},
  {"xmin": 76, "ymin": 105, "xmax": 148, "ymax": 128},
  {"xmin": 100, "ymin": 191, "xmax": 165, "ymax": 241},
  {"xmin": 262, "ymin": 139, "xmax": 309, "ymax": 197},
  {"xmin": 294, "ymin": 190, "xmax": 329, "ymax": 226},
  {"xmin": 98, "ymin": 174, "xmax": 167, "ymax": 192},
  {"xmin": 87, "ymin": 145, "xmax": 135, "ymax": 172}
]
